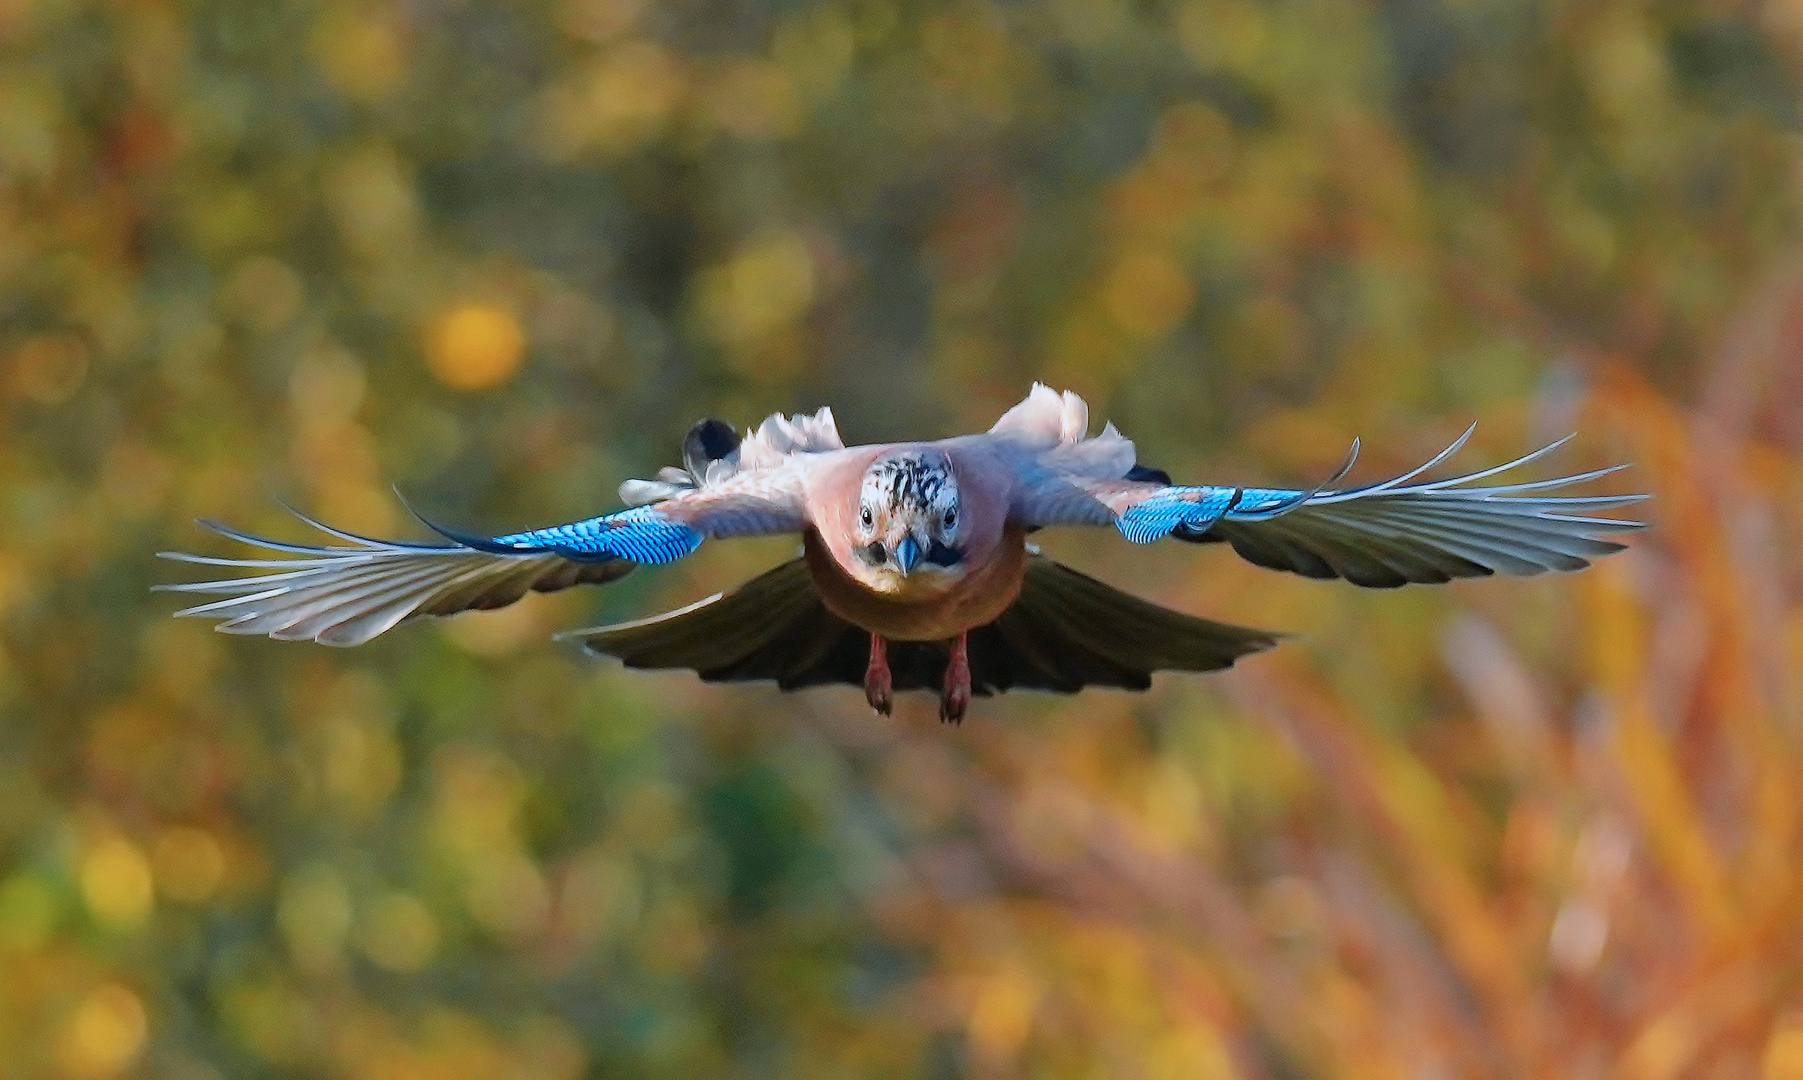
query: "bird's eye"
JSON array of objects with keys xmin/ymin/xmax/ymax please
[
  {"xmin": 860, "ymin": 507, "xmax": 873, "ymax": 528},
  {"xmin": 943, "ymin": 508, "xmax": 956, "ymax": 527}
]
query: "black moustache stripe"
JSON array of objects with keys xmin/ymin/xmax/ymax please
[{"xmin": 925, "ymin": 541, "xmax": 962, "ymax": 567}]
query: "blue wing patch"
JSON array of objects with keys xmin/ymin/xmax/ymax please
[
  {"xmin": 489, "ymin": 506, "xmax": 705, "ymax": 564},
  {"xmin": 1115, "ymin": 487, "xmax": 1244, "ymax": 544},
  {"xmin": 1115, "ymin": 438, "xmax": 1364, "ymax": 542},
  {"xmin": 404, "ymin": 503, "xmax": 704, "ymax": 565}
]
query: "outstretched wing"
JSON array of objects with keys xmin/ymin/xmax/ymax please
[
  {"xmin": 158, "ymin": 478, "xmax": 810, "ymax": 646},
  {"xmin": 1017, "ymin": 425, "xmax": 1648, "ymax": 588},
  {"xmin": 157, "ymin": 513, "xmax": 639, "ymax": 646},
  {"xmin": 157, "ymin": 409, "xmax": 838, "ymax": 646}
]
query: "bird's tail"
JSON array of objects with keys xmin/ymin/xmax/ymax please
[{"xmin": 562, "ymin": 555, "xmax": 1280, "ymax": 695}]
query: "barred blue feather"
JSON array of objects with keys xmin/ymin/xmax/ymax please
[
  {"xmin": 491, "ymin": 506, "xmax": 704, "ymax": 564},
  {"xmin": 1115, "ymin": 487, "xmax": 1241, "ymax": 544}
]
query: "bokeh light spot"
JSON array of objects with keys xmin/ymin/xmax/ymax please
[
  {"xmin": 80, "ymin": 837, "xmax": 154, "ymax": 929},
  {"xmin": 558, "ymin": 0, "xmax": 648, "ymax": 44},
  {"xmin": 426, "ymin": 303, "xmax": 527, "ymax": 391},
  {"xmin": 773, "ymin": 8, "xmax": 854, "ymax": 104},
  {"xmin": 1548, "ymin": 900, "xmax": 1609, "ymax": 973},
  {"xmin": 695, "ymin": 232, "xmax": 816, "ymax": 344},
  {"xmin": 1175, "ymin": 0, "xmax": 1269, "ymax": 72},
  {"xmin": 152, "ymin": 827, "xmax": 226, "ymax": 905},
  {"xmin": 0, "ymin": 872, "xmax": 57, "ymax": 948},
  {"xmin": 11, "ymin": 333, "xmax": 89, "ymax": 405},
  {"xmin": 328, "ymin": 144, "xmax": 420, "ymax": 258},
  {"xmin": 701, "ymin": 60, "xmax": 801, "ymax": 139},
  {"xmin": 289, "ymin": 342, "xmax": 367, "ymax": 428},
  {"xmin": 277, "ymin": 865, "xmax": 353, "ymax": 974},
  {"xmin": 968, "ymin": 967, "xmax": 1039, "ymax": 1064},
  {"xmin": 56, "ymin": 984, "xmax": 147, "ymax": 1080},
  {"xmin": 1147, "ymin": 1025, "xmax": 1235, "ymax": 1080},
  {"xmin": 312, "ymin": 6, "xmax": 405, "ymax": 102},
  {"xmin": 219, "ymin": 255, "xmax": 304, "ymax": 333},
  {"xmin": 322, "ymin": 717, "xmax": 403, "ymax": 817},
  {"xmin": 359, "ymin": 891, "xmax": 439, "ymax": 973},
  {"xmin": 1102, "ymin": 250, "xmax": 1194, "ymax": 340},
  {"xmin": 1766, "ymin": 1015, "xmax": 1803, "ymax": 1080},
  {"xmin": 514, "ymin": 1016, "xmax": 588, "ymax": 1080},
  {"xmin": 536, "ymin": 42, "xmax": 685, "ymax": 157},
  {"xmin": 465, "ymin": 851, "xmax": 550, "ymax": 941}
]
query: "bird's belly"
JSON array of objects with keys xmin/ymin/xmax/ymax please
[{"xmin": 802, "ymin": 530, "xmax": 1026, "ymax": 641}]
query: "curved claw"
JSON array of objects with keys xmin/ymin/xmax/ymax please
[
  {"xmin": 864, "ymin": 634, "xmax": 893, "ymax": 717},
  {"xmin": 939, "ymin": 632, "xmax": 970, "ymax": 724}
]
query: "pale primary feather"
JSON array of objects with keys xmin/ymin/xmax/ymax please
[{"xmin": 157, "ymin": 516, "xmax": 635, "ymax": 647}]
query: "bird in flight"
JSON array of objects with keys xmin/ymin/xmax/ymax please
[{"xmin": 160, "ymin": 385, "xmax": 1645, "ymax": 722}]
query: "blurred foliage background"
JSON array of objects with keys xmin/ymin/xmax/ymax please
[{"xmin": 3, "ymin": 0, "xmax": 1803, "ymax": 1076}]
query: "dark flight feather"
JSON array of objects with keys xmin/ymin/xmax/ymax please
[{"xmin": 562, "ymin": 555, "xmax": 1280, "ymax": 695}]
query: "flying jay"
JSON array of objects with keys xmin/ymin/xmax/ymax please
[{"xmin": 160, "ymin": 385, "xmax": 1646, "ymax": 721}]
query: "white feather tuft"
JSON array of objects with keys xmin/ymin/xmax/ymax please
[
  {"xmin": 623, "ymin": 406, "xmax": 844, "ymax": 501},
  {"xmin": 990, "ymin": 384, "xmax": 1137, "ymax": 479},
  {"xmin": 1059, "ymin": 390, "xmax": 1088, "ymax": 445},
  {"xmin": 989, "ymin": 383, "xmax": 1068, "ymax": 449}
]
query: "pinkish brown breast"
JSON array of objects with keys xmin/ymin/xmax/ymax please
[{"xmin": 802, "ymin": 527, "xmax": 1028, "ymax": 641}]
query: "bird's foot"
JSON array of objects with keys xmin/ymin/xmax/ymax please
[
  {"xmin": 939, "ymin": 632, "xmax": 970, "ymax": 724},
  {"xmin": 864, "ymin": 633, "xmax": 893, "ymax": 716}
]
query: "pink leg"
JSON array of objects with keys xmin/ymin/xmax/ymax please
[
  {"xmin": 864, "ymin": 633, "xmax": 893, "ymax": 716},
  {"xmin": 940, "ymin": 631, "xmax": 970, "ymax": 724}
]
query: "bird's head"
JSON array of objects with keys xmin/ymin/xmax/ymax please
[{"xmin": 852, "ymin": 450, "xmax": 965, "ymax": 589}]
